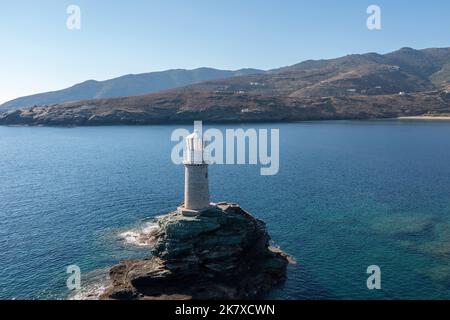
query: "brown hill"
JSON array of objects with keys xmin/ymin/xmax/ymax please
[{"xmin": 2, "ymin": 47, "xmax": 450, "ymax": 126}]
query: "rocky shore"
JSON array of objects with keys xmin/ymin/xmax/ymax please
[{"xmin": 101, "ymin": 203, "xmax": 290, "ymax": 300}]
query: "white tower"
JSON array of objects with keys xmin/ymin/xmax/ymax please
[{"xmin": 178, "ymin": 129, "xmax": 210, "ymax": 215}]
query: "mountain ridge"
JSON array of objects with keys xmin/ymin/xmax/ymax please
[
  {"xmin": 2, "ymin": 46, "xmax": 450, "ymax": 126},
  {"xmin": 0, "ymin": 67, "xmax": 264, "ymax": 111}
]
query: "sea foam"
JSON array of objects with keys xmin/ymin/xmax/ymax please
[{"xmin": 119, "ymin": 221, "xmax": 159, "ymax": 247}]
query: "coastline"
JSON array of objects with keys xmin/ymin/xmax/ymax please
[
  {"xmin": 397, "ymin": 116, "xmax": 450, "ymax": 120},
  {"xmin": 2, "ymin": 117, "xmax": 450, "ymax": 128}
]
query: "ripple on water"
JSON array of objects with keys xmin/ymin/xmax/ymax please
[
  {"xmin": 119, "ymin": 221, "xmax": 160, "ymax": 247},
  {"xmin": 369, "ymin": 213, "xmax": 450, "ymax": 290},
  {"xmin": 68, "ymin": 268, "xmax": 110, "ymax": 300},
  {"xmin": 369, "ymin": 214, "xmax": 437, "ymax": 239},
  {"xmin": 417, "ymin": 222, "xmax": 450, "ymax": 257}
]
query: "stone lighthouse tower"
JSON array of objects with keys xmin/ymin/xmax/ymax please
[{"xmin": 178, "ymin": 129, "xmax": 210, "ymax": 216}]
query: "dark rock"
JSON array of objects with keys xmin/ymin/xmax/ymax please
[{"xmin": 101, "ymin": 203, "xmax": 290, "ymax": 300}]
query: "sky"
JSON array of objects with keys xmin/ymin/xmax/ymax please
[{"xmin": 1, "ymin": 0, "xmax": 450, "ymax": 104}]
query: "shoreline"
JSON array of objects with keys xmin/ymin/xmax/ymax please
[
  {"xmin": 2, "ymin": 116, "xmax": 450, "ymax": 128},
  {"xmin": 397, "ymin": 116, "xmax": 450, "ymax": 120}
]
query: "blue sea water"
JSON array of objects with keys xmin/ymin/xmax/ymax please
[{"xmin": 1, "ymin": 120, "xmax": 450, "ymax": 300}]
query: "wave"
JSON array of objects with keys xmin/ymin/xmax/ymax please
[
  {"xmin": 68, "ymin": 268, "xmax": 110, "ymax": 300},
  {"xmin": 68, "ymin": 221, "xmax": 161, "ymax": 299},
  {"xmin": 119, "ymin": 221, "xmax": 160, "ymax": 247}
]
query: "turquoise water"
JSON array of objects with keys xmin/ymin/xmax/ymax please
[{"xmin": 1, "ymin": 120, "xmax": 450, "ymax": 299}]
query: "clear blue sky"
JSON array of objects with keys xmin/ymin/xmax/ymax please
[{"xmin": 1, "ymin": 0, "xmax": 450, "ymax": 103}]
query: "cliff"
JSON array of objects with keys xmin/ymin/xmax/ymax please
[{"xmin": 101, "ymin": 203, "xmax": 290, "ymax": 300}]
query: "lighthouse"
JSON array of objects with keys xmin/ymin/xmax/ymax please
[{"xmin": 178, "ymin": 129, "xmax": 210, "ymax": 216}]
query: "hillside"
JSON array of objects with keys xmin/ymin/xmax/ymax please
[
  {"xmin": 0, "ymin": 68, "xmax": 264, "ymax": 111},
  {"xmin": 1, "ymin": 47, "xmax": 450, "ymax": 126}
]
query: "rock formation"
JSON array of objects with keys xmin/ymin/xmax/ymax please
[{"xmin": 101, "ymin": 203, "xmax": 290, "ymax": 300}]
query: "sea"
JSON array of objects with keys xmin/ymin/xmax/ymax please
[{"xmin": 1, "ymin": 120, "xmax": 450, "ymax": 299}]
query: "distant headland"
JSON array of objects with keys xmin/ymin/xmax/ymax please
[{"xmin": 2, "ymin": 47, "xmax": 450, "ymax": 126}]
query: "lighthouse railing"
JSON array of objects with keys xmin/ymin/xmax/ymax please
[
  {"xmin": 184, "ymin": 148, "xmax": 210, "ymax": 164},
  {"xmin": 184, "ymin": 149, "xmax": 210, "ymax": 164}
]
